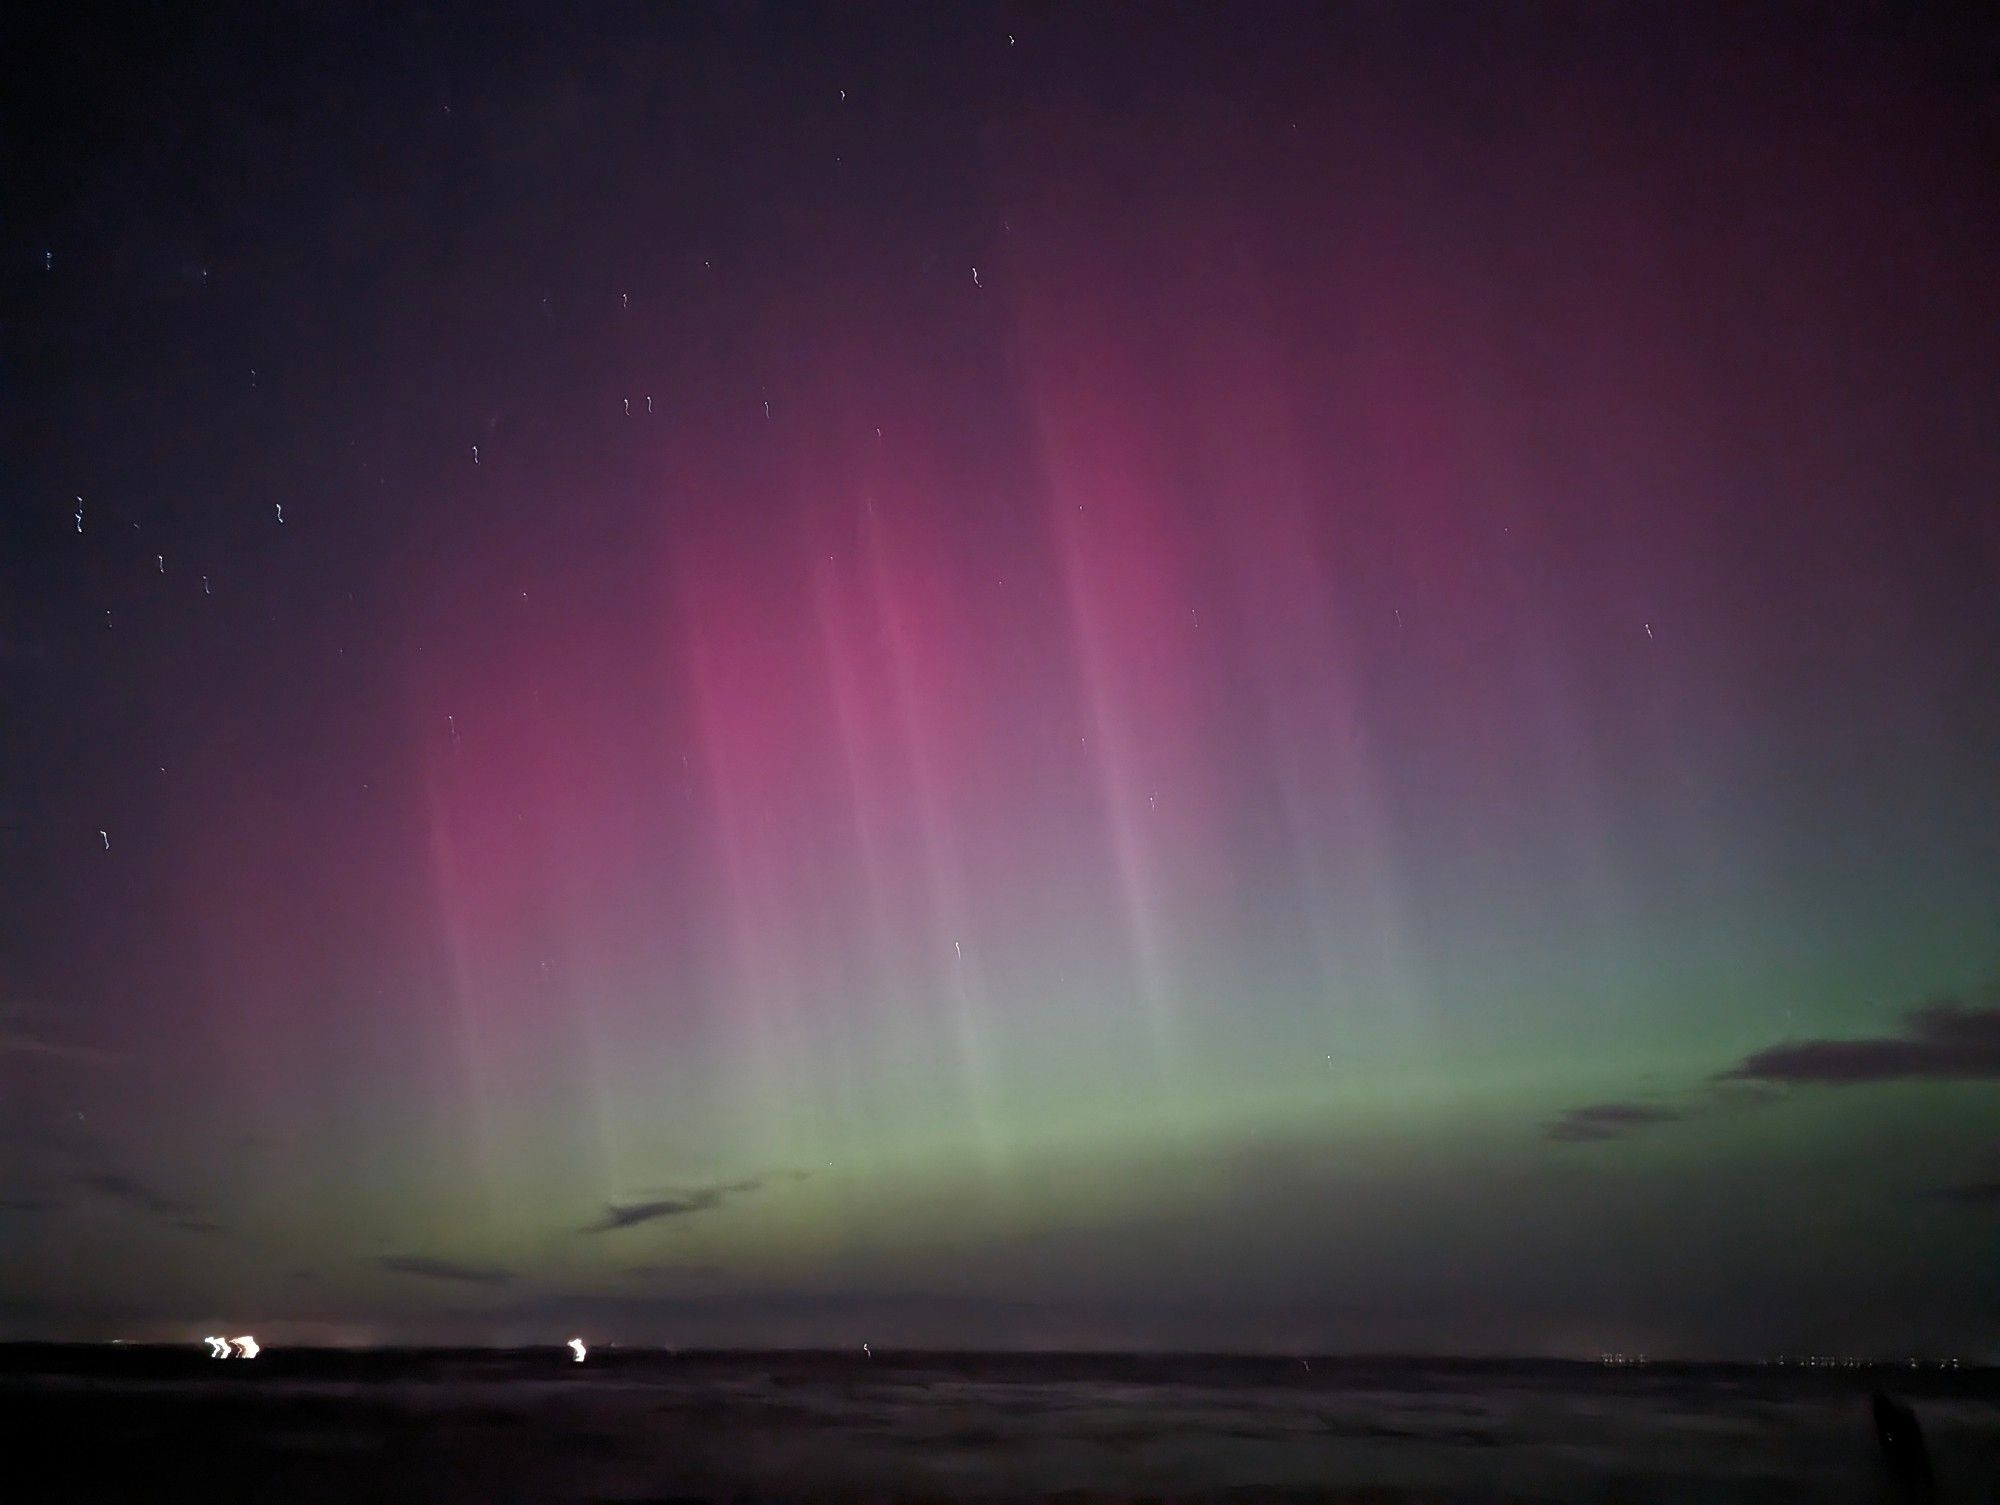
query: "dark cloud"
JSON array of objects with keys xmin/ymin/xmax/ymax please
[
  {"xmin": 1706, "ymin": 1079, "xmax": 1789, "ymax": 1111},
  {"xmin": 1718, "ymin": 1001, "xmax": 2000, "ymax": 1086},
  {"xmin": 0, "ymin": 1019, "xmax": 122, "ymax": 1068},
  {"xmin": 621, "ymin": 1262, "xmax": 725, "ymax": 1281},
  {"xmin": 377, "ymin": 1255, "xmax": 515, "ymax": 1286},
  {"xmin": 1545, "ymin": 1102, "xmax": 1686, "ymax": 1144},
  {"xmin": 1547, "ymin": 994, "xmax": 2000, "ymax": 1146},
  {"xmin": 584, "ymin": 1177, "xmax": 765, "ymax": 1233},
  {"xmin": 72, "ymin": 1169, "xmax": 230, "ymax": 1236},
  {"xmin": 73, "ymin": 1170, "xmax": 193, "ymax": 1219}
]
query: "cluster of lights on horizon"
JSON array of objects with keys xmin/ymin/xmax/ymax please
[{"xmin": 143, "ymin": 1336, "xmax": 1981, "ymax": 1366}]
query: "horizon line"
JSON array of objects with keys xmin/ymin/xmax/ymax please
[{"xmin": 0, "ymin": 1340, "xmax": 1985, "ymax": 1368}]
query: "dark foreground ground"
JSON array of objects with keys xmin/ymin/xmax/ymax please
[{"xmin": 5, "ymin": 1347, "xmax": 1995, "ymax": 1503}]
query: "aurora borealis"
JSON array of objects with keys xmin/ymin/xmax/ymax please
[{"xmin": 4, "ymin": 3, "xmax": 1998, "ymax": 1357}]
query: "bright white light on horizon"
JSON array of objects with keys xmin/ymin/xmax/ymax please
[
  {"xmin": 204, "ymin": 1336, "xmax": 229, "ymax": 1358},
  {"xmin": 231, "ymin": 1335, "xmax": 259, "ymax": 1358},
  {"xmin": 569, "ymin": 1337, "xmax": 587, "ymax": 1363}
]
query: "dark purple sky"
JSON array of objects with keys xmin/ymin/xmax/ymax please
[{"xmin": 4, "ymin": 3, "xmax": 1998, "ymax": 1355}]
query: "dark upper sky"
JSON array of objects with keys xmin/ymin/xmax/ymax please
[{"xmin": 3, "ymin": 2, "xmax": 1998, "ymax": 1355}]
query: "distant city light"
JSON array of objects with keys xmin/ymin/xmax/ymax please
[
  {"xmin": 231, "ymin": 1335, "xmax": 259, "ymax": 1358},
  {"xmin": 204, "ymin": 1336, "xmax": 229, "ymax": 1358},
  {"xmin": 568, "ymin": 1337, "xmax": 587, "ymax": 1362}
]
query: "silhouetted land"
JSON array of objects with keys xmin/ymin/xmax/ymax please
[{"xmin": 6, "ymin": 1346, "xmax": 1996, "ymax": 1502}]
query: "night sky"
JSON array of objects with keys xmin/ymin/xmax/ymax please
[{"xmin": 4, "ymin": 3, "xmax": 1998, "ymax": 1357}]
